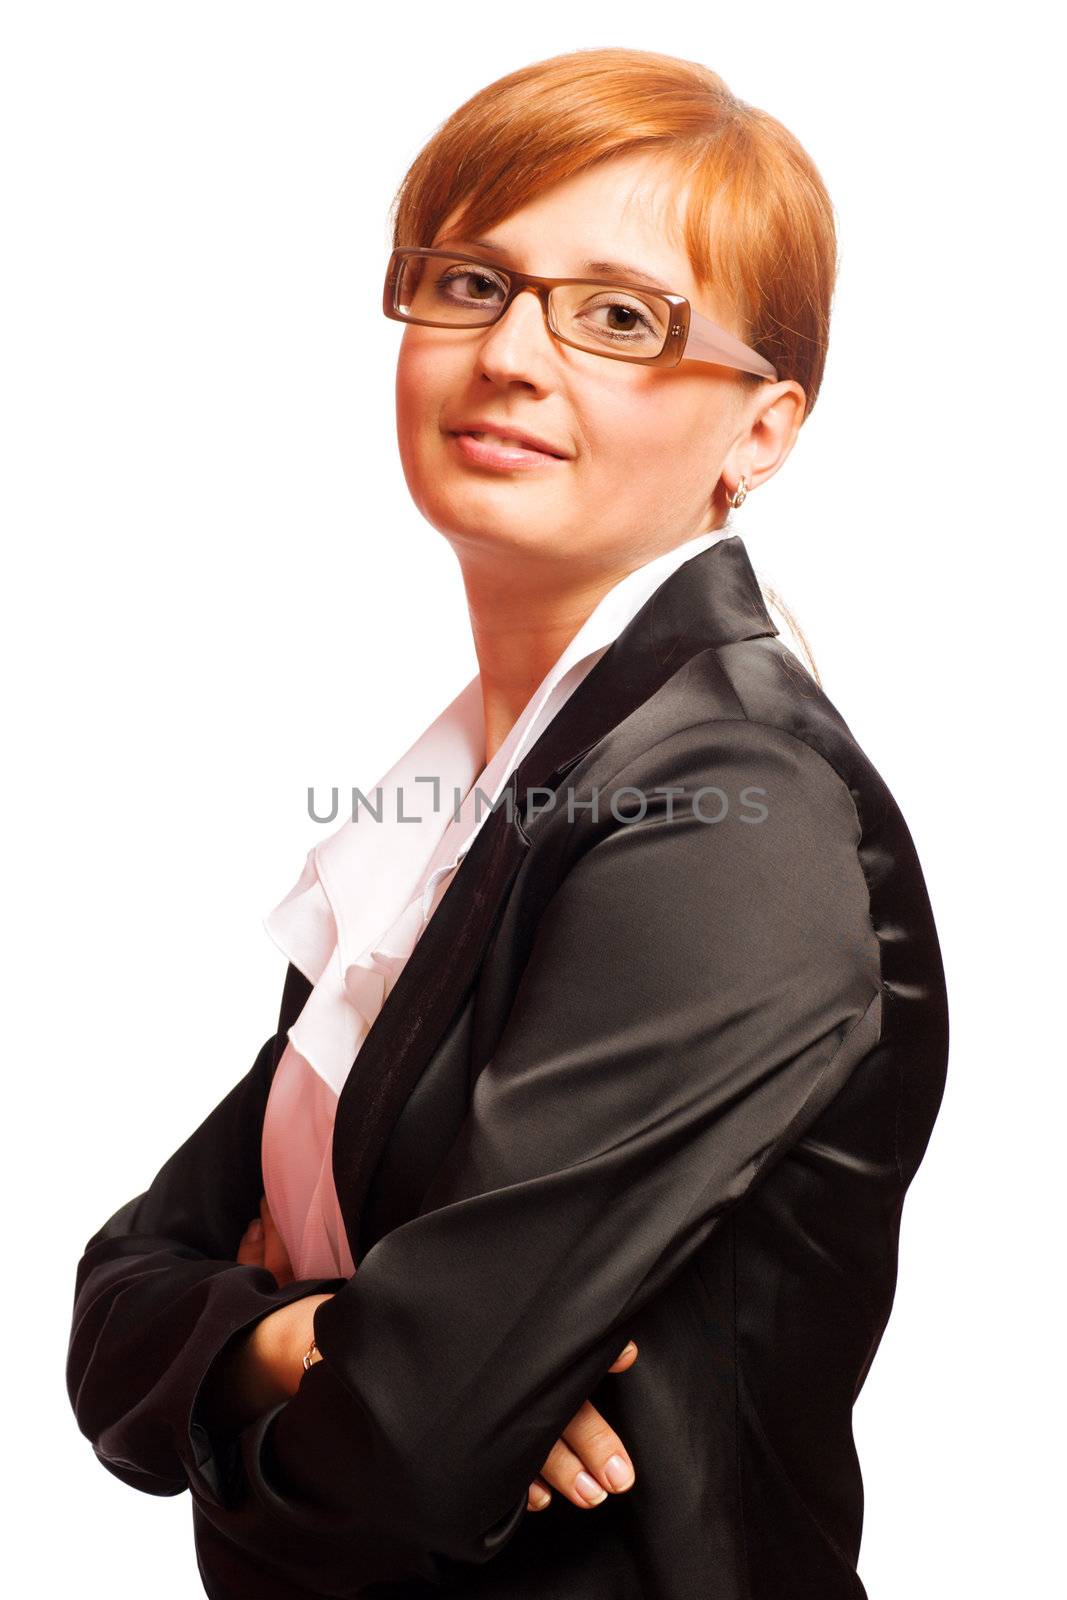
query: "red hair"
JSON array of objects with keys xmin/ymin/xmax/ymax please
[{"xmin": 388, "ymin": 47, "xmax": 838, "ymax": 417}]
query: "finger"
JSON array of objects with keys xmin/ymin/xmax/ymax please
[
  {"xmin": 606, "ymin": 1340, "xmax": 638, "ymax": 1373},
  {"xmin": 527, "ymin": 1477, "xmax": 552, "ymax": 1512},
  {"xmin": 264, "ymin": 1234, "xmax": 293, "ymax": 1285},
  {"xmin": 236, "ymin": 1218, "xmax": 265, "ymax": 1269},
  {"xmin": 259, "ymin": 1198, "xmax": 295, "ymax": 1286},
  {"xmin": 538, "ymin": 1436, "xmax": 610, "ymax": 1509},
  {"xmin": 560, "ymin": 1399, "xmax": 636, "ymax": 1495}
]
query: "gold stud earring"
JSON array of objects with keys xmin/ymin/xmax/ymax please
[{"xmin": 728, "ymin": 475, "xmax": 749, "ymax": 510}]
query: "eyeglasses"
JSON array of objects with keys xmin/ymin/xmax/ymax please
[{"xmin": 381, "ymin": 247, "xmax": 777, "ymax": 380}]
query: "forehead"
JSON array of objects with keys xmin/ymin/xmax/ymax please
[{"xmin": 433, "ymin": 151, "xmax": 697, "ymax": 295}]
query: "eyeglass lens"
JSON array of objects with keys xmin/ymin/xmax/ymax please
[{"xmin": 395, "ymin": 254, "xmax": 671, "ymax": 359}]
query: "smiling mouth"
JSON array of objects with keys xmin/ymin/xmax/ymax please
[
  {"xmin": 448, "ymin": 431, "xmax": 569, "ymax": 467},
  {"xmin": 454, "ymin": 431, "xmax": 565, "ymax": 456}
]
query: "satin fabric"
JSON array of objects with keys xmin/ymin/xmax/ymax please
[
  {"xmin": 66, "ymin": 533, "xmax": 948, "ymax": 1600},
  {"xmin": 261, "ymin": 529, "xmax": 744, "ymax": 1281}
]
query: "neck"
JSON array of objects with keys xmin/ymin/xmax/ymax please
[{"xmin": 455, "ymin": 528, "xmax": 724, "ymax": 766}]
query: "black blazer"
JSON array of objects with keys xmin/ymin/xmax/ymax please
[{"xmin": 67, "ymin": 534, "xmax": 949, "ymax": 1600}]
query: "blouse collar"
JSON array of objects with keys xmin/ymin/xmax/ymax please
[{"xmin": 266, "ymin": 528, "xmax": 731, "ymax": 1093}]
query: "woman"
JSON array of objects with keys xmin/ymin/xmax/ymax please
[{"xmin": 66, "ymin": 47, "xmax": 949, "ymax": 1600}]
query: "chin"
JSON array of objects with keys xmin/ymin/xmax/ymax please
[{"xmin": 430, "ymin": 491, "xmax": 568, "ymax": 560}]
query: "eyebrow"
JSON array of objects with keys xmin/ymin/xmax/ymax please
[{"xmin": 435, "ymin": 236, "xmax": 674, "ymax": 293}]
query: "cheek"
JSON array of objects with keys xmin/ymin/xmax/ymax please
[
  {"xmin": 575, "ymin": 386, "xmax": 725, "ymax": 528},
  {"xmin": 580, "ymin": 387, "xmax": 688, "ymax": 477},
  {"xmin": 395, "ymin": 335, "xmax": 452, "ymax": 429},
  {"xmin": 394, "ymin": 357, "xmax": 425, "ymax": 431}
]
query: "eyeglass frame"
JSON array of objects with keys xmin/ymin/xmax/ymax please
[{"xmin": 381, "ymin": 246, "xmax": 778, "ymax": 382}]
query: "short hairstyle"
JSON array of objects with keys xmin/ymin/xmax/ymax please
[{"xmin": 388, "ymin": 47, "xmax": 838, "ymax": 418}]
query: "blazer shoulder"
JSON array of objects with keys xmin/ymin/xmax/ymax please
[
  {"xmin": 574, "ymin": 635, "xmax": 875, "ymax": 836},
  {"xmin": 524, "ymin": 649, "xmax": 870, "ymax": 923}
]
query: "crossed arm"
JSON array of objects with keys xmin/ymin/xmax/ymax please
[
  {"xmin": 67, "ymin": 718, "xmax": 881, "ymax": 1596},
  {"xmin": 215, "ymin": 1193, "xmax": 641, "ymax": 1513}
]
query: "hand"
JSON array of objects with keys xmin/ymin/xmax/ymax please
[
  {"xmin": 201, "ymin": 1194, "xmax": 328, "ymax": 1434},
  {"xmin": 234, "ymin": 1193, "xmax": 639, "ymax": 1511},
  {"xmin": 198, "ymin": 1290, "xmax": 332, "ymax": 1435},
  {"xmin": 526, "ymin": 1340, "xmax": 639, "ymax": 1513},
  {"xmin": 237, "ymin": 1192, "xmax": 295, "ymax": 1286}
]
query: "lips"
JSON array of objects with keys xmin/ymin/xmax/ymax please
[
  {"xmin": 448, "ymin": 421, "xmax": 569, "ymax": 459},
  {"xmin": 447, "ymin": 428, "xmax": 571, "ymax": 472}
]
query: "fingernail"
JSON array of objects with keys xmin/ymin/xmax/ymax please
[
  {"xmin": 604, "ymin": 1454, "xmax": 634, "ymax": 1491},
  {"xmin": 622, "ymin": 1341, "xmax": 637, "ymax": 1357},
  {"xmin": 575, "ymin": 1471, "xmax": 607, "ymax": 1506},
  {"xmin": 246, "ymin": 1219, "xmax": 263, "ymax": 1239},
  {"xmin": 528, "ymin": 1484, "xmax": 550, "ymax": 1509}
]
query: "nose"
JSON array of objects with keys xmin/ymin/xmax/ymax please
[{"xmin": 480, "ymin": 286, "xmax": 553, "ymax": 352}]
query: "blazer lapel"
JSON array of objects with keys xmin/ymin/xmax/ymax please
[{"xmin": 329, "ymin": 533, "xmax": 779, "ymax": 1262}]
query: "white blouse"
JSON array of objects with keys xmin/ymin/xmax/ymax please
[{"xmin": 261, "ymin": 528, "xmax": 800, "ymax": 1281}]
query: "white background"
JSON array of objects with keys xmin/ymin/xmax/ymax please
[{"xmin": 3, "ymin": 3, "xmax": 1062, "ymax": 1595}]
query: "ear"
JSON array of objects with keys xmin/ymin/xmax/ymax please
[{"xmin": 721, "ymin": 380, "xmax": 807, "ymax": 499}]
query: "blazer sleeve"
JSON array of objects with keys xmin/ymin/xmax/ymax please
[
  {"xmin": 65, "ymin": 1031, "xmax": 347, "ymax": 1503},
  {"xmin": 169, "ymin": 716, "xmax": 885, "ymax": 1598}
]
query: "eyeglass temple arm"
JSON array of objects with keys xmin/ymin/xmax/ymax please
[{"xmin": 683, "ymin": 308, "xmax": 778, "ymax": 381}]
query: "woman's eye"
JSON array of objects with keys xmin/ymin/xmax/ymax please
[
  {"xmin": 436, "ymin": 269, "xmax": 505, "ymax": 305},
  {"xmin": 583, "ymin": 298, "xmax": 658, "ymax": 339},
  {"xmin": 606, "ymin": 303, "xmax": 647, "ymax": 331}
]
